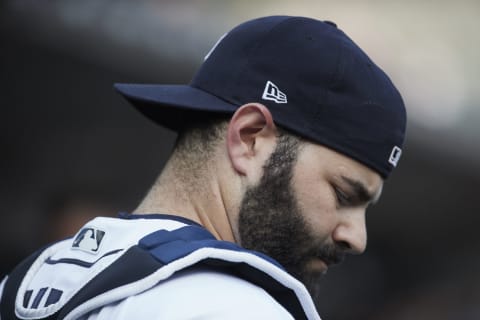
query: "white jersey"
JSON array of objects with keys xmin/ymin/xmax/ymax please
[{"xmin": 0, "ymin": 214, "xmax": 321, "ymax": 320}]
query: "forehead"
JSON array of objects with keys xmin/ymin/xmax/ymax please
[{"xmin": 296, "ymin": 141, "xmax": 383, "ymax": 194}]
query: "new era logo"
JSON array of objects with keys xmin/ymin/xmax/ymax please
[
  {"xmin": 262, "ymin": 81, "xmax": 287, "ymax": 104},
  {"xmin": 388, "ymin": 146, "xmax": 402, "ymax": 167}
]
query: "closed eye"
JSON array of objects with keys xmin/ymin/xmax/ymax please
[{"xmin": 334, "ymin": 187, "xmax": 351, "ymax": 207}]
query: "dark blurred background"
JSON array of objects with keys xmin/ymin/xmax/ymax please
[{"xmin": 1, "ymin": 1, "xmax": 479, "ymax": 319}]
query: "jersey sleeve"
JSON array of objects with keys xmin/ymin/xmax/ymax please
[{"xmin": 84, "ymin": 267, "xmax": 295, "ymax": 320}]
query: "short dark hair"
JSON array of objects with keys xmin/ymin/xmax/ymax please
[
  {"xmin": 174, "ymin": 113, "xmax": 303, "ymax": 159},
  {"xmin": 174, "ymin": 114, "xmax": 230, "ymax": 158}
]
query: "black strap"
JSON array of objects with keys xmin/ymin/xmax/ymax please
[
  {"xmin": 0, "ymin": 247, "xmax": 46, "ymax": 320},
  {"xmin": 0, "ymin": 246, "xmax": 165, "ymax": 320},
  {"xmin": 1, "ymin": 226, "xmax": 311, "ymax": 320},
  {"xmin": 56, "ymin": 246, "xmax": 164, "ymax": 319}
]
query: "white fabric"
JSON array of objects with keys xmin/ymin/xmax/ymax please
[
  {"xmin": 0, "ymin": 276, "xmax": 6, "ymax": 299},
  {"xmin": 82, "ymin": 267, "xmax": 294, "ymax": 320},
  {"xmin": 3, "ymin": 216, "xmax": 321, "ymax": 320},
  {"xmin": 14, "ymin": 217, "xmax": 189, "ymax": 319}
]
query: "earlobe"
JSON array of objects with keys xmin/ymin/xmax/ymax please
[{"xmin": 227, "ymin": 103, "xmax": 276, "ymax": 176}]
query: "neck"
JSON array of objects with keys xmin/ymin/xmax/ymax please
[{"xmin": 133, "ymin": 156, "xmax": 237, "ymax": 243}]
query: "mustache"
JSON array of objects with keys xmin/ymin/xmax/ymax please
[{"xmin": 313, "ymin": 244, "xmax": 346, "ymax": 266}]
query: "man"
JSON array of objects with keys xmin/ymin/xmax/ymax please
[{"xmin": 0, "ymin": 15, "xmax": 406, "ymax": 319}]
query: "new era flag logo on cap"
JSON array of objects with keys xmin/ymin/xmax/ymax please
[
  {"xmin": 114, "ymin": 16, "xmax": 406, "ymax": 178},
  {"xmin": 262, "ymin": 81, "xmax": 287, "ymax": 104}
]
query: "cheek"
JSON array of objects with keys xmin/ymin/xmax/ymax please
[{"xmin": 293, "ymin": 166, "xmax": 338, "ymax": 238}]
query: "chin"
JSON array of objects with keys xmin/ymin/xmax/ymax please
[{"xmin": 305, "ymin": 258, "xmax": 329, "ymax": 275}]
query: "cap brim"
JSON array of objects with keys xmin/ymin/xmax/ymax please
[{"xmin": 114, "ymin": 83, "xmax": 238, "ymax": 131}]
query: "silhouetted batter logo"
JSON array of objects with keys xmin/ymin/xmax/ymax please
[{"xmin": 72, "ymin": 227, "xmax": 105, "ymax": 254}]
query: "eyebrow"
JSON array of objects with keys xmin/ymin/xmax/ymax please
[{"xmin": 340, "ymin": 175, "xmax": 382, "ymax": 205}]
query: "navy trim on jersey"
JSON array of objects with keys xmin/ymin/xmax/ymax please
[
  {"xmin": 56, "ymin": 246, "xmax": 165, "ymax": 319},
  {"xmin": 23, "ymin": 290, "xmax": 33, "ymax": 308},
  {"xmin": 140, "ymin": 225, "xmax": 283, "ymax": 269},
  {"xmin": 31, "ymin": 287, "xmax": 47, "ymax": 309},
  {"xmin": 2, "ymin": 221, "xmax": 314, "ymax": 320},
  {"xmin": 118, "ymin": 212, "xmax": 202, "ymax": 227},
  {"xmin": 45, "ymin": 288, "xmax": 63, "ymax": 307},
  {"xmin": 141, "ymin": 225, "xmax": 307, "ymax": 318},
  {"xmin": 45, "ymin": 249, "xmax": 123, "ymax": 268},
  {"xmin": 56, "ymin": 225, "xmax": 308, "ymax": 319}
]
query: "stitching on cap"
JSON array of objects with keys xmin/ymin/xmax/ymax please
[{"xmin": 234, "ymin": 16, "xmax": 305, "ymax": 99}]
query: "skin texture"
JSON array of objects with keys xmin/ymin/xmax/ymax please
[
  {"xmin": 237, "ymin": 131, "xmax": 383, "ymax": 299},
  {"xmin": 134, "ymin": 103, "xmax": 383, "ymax": 295}
]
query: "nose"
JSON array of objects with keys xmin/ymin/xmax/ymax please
[{"xmin": 332, "ymin": 210, "xmax": 367, "ymax": 254}]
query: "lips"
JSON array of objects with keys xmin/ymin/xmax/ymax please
[{"xmin": 316, "ymin": 250, "xmax": 346, "ymax": 267}]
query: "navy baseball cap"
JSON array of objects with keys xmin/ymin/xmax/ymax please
[{"xmin": 115, "ymin": 15, "xmax": 406, "ymax": 178}]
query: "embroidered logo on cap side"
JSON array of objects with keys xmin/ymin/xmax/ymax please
[
  {"xmin": 262, "ymin": 81, "xmax": 288, "ymax": 104},
  {"xmin": 388, "ymin": 146, "xmax": 402, "ymax": 167},
  {"xmin": 72, "ymin": 227, "xmax": 106, "ymax": 254}
]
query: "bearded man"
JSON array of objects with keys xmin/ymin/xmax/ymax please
[{"xmin": 0, "ymin": 15, "xmax": 406, "ymax": 320}]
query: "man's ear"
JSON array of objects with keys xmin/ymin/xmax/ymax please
[{"xmin": 227, "ymin": 103, "xmax": 277, "ymax": 177}]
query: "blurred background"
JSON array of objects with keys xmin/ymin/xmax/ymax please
[{"xmin": 1, "ymin": 0, "xmax": 479, "ymax": 319}]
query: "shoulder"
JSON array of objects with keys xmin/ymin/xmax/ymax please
[{"xmin": 85, "ymin": 267, "xmax": 294, "ymax": 320}]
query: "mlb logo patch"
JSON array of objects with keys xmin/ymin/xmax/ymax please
[{"xmin": 72, "ymin": 227, "xmax": 105, "ymax": 254}]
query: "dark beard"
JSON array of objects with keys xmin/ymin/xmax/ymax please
[{"xmin": 237, "ymin": 134, "xmax": 324, "ymax": 294}]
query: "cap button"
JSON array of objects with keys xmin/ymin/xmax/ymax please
[{"xmin": 323, "ymin": 20, "xmax": 337, "ymax": 28}]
